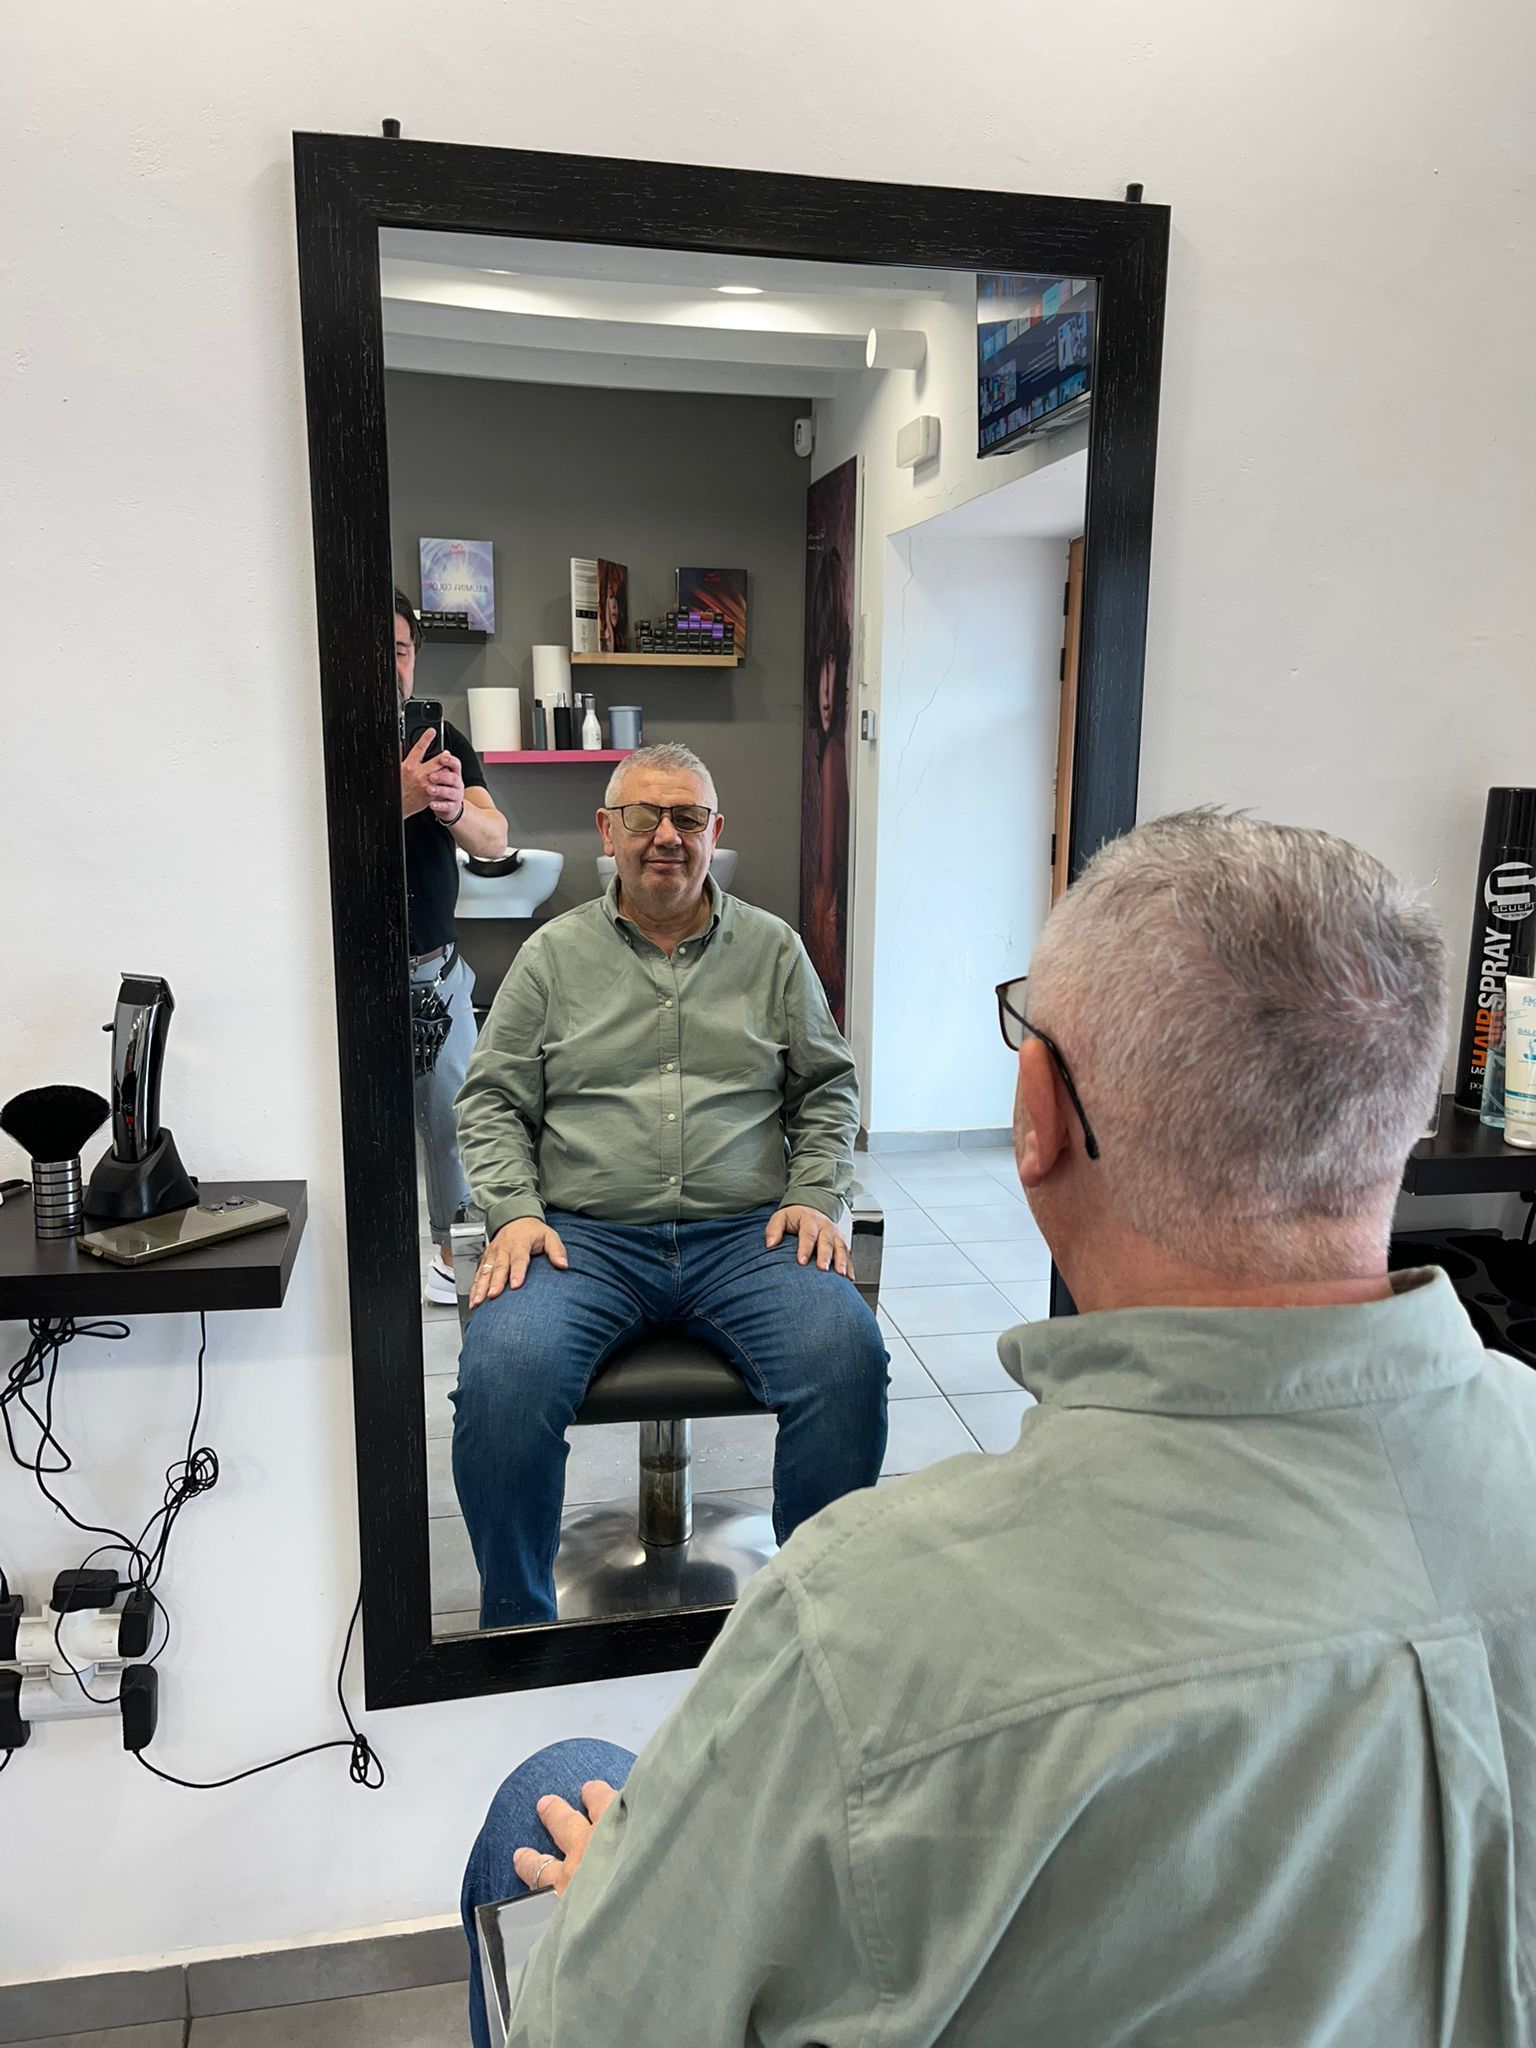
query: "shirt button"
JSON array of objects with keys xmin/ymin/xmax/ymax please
[
  {"xmin": 668, "ymin": 1175, "xmax": 678, "ymax": 1185},
  {"xmin": 665, "ymin": 1062, "xmax": 675, "ymax": 1072},
  {"xmin": 664, "ymin": 998, "xmax": 674, "ymax": 1009},
  {"xmin": 667, "ymin": 1112, "xmax": 676, "ymax": 1121}
]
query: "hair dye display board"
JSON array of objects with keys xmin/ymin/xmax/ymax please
[{"xmin": 420, "ymin": 537, "xmax": 495, "ymax": 632}]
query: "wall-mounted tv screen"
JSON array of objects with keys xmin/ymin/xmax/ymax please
[{"xmin": 977, "ymin": 273, "xmax": 1097, "ymax": 459}]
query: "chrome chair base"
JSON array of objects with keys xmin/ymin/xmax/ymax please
[{"xmin": 552, "ymin": 1496, "xmax": 778, "ymax": 1620}]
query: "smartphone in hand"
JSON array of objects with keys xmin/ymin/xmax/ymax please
[{"xmin": 402, "ymin": 698, "xmax": 445, "ymax": 759}]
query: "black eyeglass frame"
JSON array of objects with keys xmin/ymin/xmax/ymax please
[
  {"xmin": 995, "ymin": 977, "xmax": 1101, "ymax": 1161},
  {"xmin": 607, "ymin": 802, "xmax": 717, "ymax": 837}
]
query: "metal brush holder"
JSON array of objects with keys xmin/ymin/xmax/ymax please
[{"xmin": 32, "ymin": 1158, "xmax": 85, "ymax": 1239}]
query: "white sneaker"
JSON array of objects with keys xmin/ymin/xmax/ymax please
[{"xmin": 425, "ymin": 1254, "xmax": 458, "ymax": 1307}]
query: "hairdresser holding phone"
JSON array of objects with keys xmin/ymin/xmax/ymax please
[{"xmin": 395, "ymin": 589, "xmax": 508, "ymax": 1306}]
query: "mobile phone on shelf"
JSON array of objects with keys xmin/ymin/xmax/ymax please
[{"xmin": 78, "ymin": 1199, "xmax": 289, "ymax": 1266}]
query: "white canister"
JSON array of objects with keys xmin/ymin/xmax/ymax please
[
  {"xmin": 467, "ymin": 687, "xmax": 521, "ymax": 752},
  {"xmin": 532, "ymin": 645, "xmax": 573, "ymax": 700}
]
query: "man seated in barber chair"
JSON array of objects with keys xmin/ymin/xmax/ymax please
[
  {"xmin": 451, "ymin": 740, "xmax": 888, "ymax": 1629},
  {"xmin": 462, "ymin": 813, "xmax": 1536, "ymax": 2048}
]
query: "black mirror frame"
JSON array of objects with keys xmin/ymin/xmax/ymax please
[{"xmin": 292, "ymin": 130, "xmax": 1167, "ymax": 1708}]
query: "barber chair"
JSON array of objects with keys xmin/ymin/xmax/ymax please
[{"xmin": 451, "ymin": 1198, "xmax": 885, "ymax": 1620}]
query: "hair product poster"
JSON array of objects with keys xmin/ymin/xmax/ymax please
[{"xmin": 800, "ymin": 458, "xmax": 857, "ymax": 1028}]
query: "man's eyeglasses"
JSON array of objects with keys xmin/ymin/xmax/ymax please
[
  {"xmin": 995, "ymin": 975, "xmax": 1100, "ymax": 1161},
  {"xmin": 608, "ymin": 803, "xmax": 715, "ymax": 837}
]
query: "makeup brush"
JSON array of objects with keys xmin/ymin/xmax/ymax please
[{"xmin": 0, "ymin": 1086, "xmax": 112, "ymax": 1240}]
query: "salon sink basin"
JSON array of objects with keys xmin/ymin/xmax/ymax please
[{"xmin": 456, "ymin": 846, "xmax": 564, "ymax": 919}]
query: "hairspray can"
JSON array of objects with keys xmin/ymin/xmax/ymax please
[{"xmin": 1453, "ymin": 788, "xmax": 1536, "ymax": 1111}]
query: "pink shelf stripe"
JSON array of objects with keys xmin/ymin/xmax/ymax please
[{"xmin": 481, "ymin": 750, "xmax": 631, "ymax": 764}]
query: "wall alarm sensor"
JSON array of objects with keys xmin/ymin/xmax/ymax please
[
  {"xmin": 896, "ymin": 415, "xmax": 940, "ymax": 469},
  {"xmin": 793, "ymin": 415, "xmax": 815, "ymax": 459}
]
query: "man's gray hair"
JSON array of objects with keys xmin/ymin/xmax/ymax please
[
  {"xmin": 604, "ymin": 742, "xmax": 717, "ymax": 808},
  {"xmin": 1028, "ymin": 811, "xmax": 1447, "ymax": 1270}
]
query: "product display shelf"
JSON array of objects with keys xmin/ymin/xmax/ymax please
[
  {"xmin": 0, "ymin": 1181, "xmax": 308, "ymax": 1319},
  {"xmin": 570, "ymin": 654, "xmax": 742, "ymax": 669},
  {"xmin": 481, "ymin": 750, "xmax": 631, "ymax": 765},
  {"xmin": 1402, "ymin": 1098, "xmax": 1536, "ymax": 1197}
]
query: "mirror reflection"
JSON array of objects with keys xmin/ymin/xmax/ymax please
[{"xmin": 380, "ymin": 231, "xmax": 1093, "ymax": 1633}]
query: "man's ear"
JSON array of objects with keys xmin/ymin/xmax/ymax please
[
  {"xmin": 596, "ymin": 807, "xmax": 615, "ymax": 854},
  {"xmin": 1015, "ymin": 1037, "xmax": 1068, "ymax": 1188}
]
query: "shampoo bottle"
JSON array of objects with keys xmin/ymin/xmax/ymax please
[
  {"xmin": 581, "ymin": 695, "xmax": 603, "ymax": 750},
  {"xmin": 552, "ymin": 692, "xmax": 576, "ymax": 750}
]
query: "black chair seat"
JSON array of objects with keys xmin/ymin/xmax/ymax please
[{"xmin": 575, "ymin": 1334, "xmax": 766, "ymax": 1426}]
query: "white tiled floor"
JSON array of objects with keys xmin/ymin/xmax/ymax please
[{"xmin": 423, "ymin": 1144, "xmax": 1048, "ymax": 1632}]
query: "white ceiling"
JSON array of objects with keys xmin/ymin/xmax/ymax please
[{"xmin": 379, "ymin": 229, "xmax": 959, "ymax": 397}]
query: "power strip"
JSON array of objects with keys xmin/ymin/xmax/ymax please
[{"xmin": 0, "ymin": 1581, "xmax": 159, "ymax": 1755}]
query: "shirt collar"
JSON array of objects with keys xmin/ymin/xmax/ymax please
[
  {"xmin": 998, "ymin": 1268, "xmax": 1487, "ymax": 1416},
  {"xmin": 604, "ymin": 873, "xmax": 727, "ymax": 950}
]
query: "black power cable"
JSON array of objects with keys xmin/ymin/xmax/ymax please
[
  {"xmin": 132, "ymin": 1587, "xmax": 381, "ymax": 1790},
  {"xmin": 2, "ymin": 1315, "xmax": 382, "ymax": 1790}
]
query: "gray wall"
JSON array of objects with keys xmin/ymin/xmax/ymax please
[{"xmin": 385, "ymin": 372, "xmax": 810, "ymax": 989}]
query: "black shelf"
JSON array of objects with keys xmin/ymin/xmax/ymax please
[
  {"xmin": 0, "ymin": 1181, "xmax": 308, "ymax": 1320},
  {"xmin": 1403, "ymin": 1098, "xmax": 1536, "ymax": 1197}
]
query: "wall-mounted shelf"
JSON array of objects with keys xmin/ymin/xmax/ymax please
[
  {"xmin": 571, "ymin": 653, "xmax": 742, "ymax": 669},
  {"xmin": 0, "ymin": 1180, "xmax": 308, "ymax": 1320},
  {"xmin": 481, "ymin": 749, "xmax": 631, "ymax": 765},
  {"xmin": 1402, "ymin": 1098, "xmax": 1536, "ymax": 1197}
]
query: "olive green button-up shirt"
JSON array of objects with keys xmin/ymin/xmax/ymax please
[
  {"xmin": 510, "ymin": 1271, "xmax": 1536, "ymax": 2045},
  {"xmin": 456, "ymin": 881, "xmax": 859, "ymax": 1233}
]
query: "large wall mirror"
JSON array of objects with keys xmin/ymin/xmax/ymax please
[{"xmin": 294, "ymin": 134, "xmax": 1166, "ymax": 1706}]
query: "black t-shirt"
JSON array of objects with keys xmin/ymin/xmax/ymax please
[{"xmin": 404, "ymin": 718, "xmax": 488, "ymax": 956}]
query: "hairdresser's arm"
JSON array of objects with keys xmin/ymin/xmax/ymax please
[
  {"xmin": 507, "ymin": 1563, "xmax": 875, "ymax": 2046},
  {"xmin": 447, "ymin": 784, "xmax": 508, "ymax": 860}
]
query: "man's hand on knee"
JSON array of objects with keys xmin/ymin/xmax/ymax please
[
  {"xmin": 766, "ymin": 1205, "xmax": 852, "ymax": 1277},
  {"xmin": 470, "ymin": 1218, "xmax": 570, "ymax": 1306},
  {"xmin": 513, "ymin": 1779, "xmax": 618, "ymax": 1896}
]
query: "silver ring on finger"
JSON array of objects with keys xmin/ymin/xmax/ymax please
[{"xmin": 529, "ymin": 1854, "xmax": 557, "ymax": 1891}]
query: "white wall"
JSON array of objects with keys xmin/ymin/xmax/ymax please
[
  {"xmin": 811, "ymin": 284, "xmax": 1089, "ymax": 1105},
  {"xmin": 5, "ymin": 0, "xmax": 1534, "ymax": 1985},
  {"xmin": 869, "ymin": 532, "xmax": 1062, "ymax": 1133}
]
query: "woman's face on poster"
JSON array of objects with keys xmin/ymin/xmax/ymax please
[{"xmin": 818, "ymin": 656, "xmax": 837, "ymax": 734}]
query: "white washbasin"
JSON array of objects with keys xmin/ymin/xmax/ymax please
[
  {"xmin": 456, "ymin": 846, "xmax": 564, "ymax": 919},
  {"xmin": 597, "ymin": 848, "xmax": 738, "ymax": 894}
]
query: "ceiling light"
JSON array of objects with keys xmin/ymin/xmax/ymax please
[
  {"xmin": 484, "ymin": 267, "xmax": 517, "ymax": 276},
  {"xmin": 715, "ymin": 284, "xmax": 763, "ymax": 296}
]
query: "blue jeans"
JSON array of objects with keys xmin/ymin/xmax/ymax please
[
  {"xmin": 451, "ymin": 1204, "xmax": 888, "ymax": 1626},
  {"xmin": 462, "ymin": 1737, "xmax": 639, "ymax": 2048}
]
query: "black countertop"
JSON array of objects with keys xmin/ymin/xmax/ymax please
[
  {"xmin": 0, "ymin": 1181, "xmax": 307, "ymax": 1320},
  {"xmin": 1403, "ymin": 1100, "xmax": 1536, "ymax": 1198}
]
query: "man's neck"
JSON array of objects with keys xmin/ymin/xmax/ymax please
[
  {"xmin": 617, "ymin": 883, "xmax": 713, "ymax": 956},
  {"xmin": 1060, "ymin": 1218, "xmax": 1395, "ymax": 1315}
]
